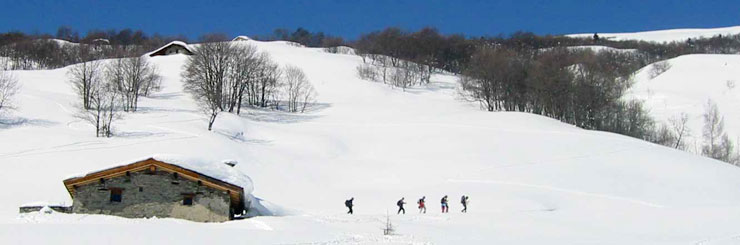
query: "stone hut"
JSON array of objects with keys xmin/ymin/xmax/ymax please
[
  {"xmin": 148, "ymin": 41, "xmax": 194, "ymax": 57},
  {"xmin": 63, "ymin": 156, "xmax": 252, "ymax": 222}
]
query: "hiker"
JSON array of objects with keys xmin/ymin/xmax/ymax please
[
  {"xmin": 441, "ymin": 195, "xmax": 449, "ymax": 213},
  {"xmin": 345, "ymin": 197, "xmax": 354, "ymax": 214},
  {"xmin": 397, "ymin": 197, "xmax": 406, "ymax": 214},
  {"xmin": 461, "ymin": 195, "xmax": 469, "ymax": 213},
  {"xmin": 418, "ymin": 196, "xmax": 426, "ymax": 213}
]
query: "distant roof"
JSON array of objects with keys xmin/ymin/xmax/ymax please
[
  {"xmin": 233, "ymin": 35, "xmax": 251, "ymax": 41},
  {"xmin": 147, "ymin": 41, "xmax": 194, "ymax": 57}
]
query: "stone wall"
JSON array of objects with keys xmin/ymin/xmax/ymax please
[{"xmin": 72, "ymin": 170, "xmax": 232, "ymax": 222}]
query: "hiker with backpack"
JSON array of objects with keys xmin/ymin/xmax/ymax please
[
  {"xmin": 418, "ymin": 196, "xmax": 426, "ymax": 213},
  {"xmin": 345, "ymin": 197, "xmax": 354, "ymax": 214},
  {"xmin": 441, "ymin": 195, "xmax": 449, "ymax": 213},
  {"xmin": 461, "ymin": 195, "xmax": 469, "ymax": 213},
  {"xmin": 397, "ymin": 197, "xmax": 406, "ymax": 214}
]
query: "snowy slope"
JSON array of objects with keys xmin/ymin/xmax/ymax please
[
  {"xmin": 568, "ymin": 25, "xmax": 740, "ymax": 43},
  {"xmin": 628, "ymin": 54, "xmax": 740, "ymax": 151},
  {"xmin": 2, "ymin": 39, "xmax": 740, "ymax": 244}
]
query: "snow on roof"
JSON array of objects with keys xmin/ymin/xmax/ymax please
[
  {"xmin": 233, "ymin": 36, "xmax": 251, "ymax": 41},
  {"xmin": 92, "ymin": 38, "xmax": 110, "ymax": 44},
  {"xmin": 146, "ymin": 41, "xmax": 194, "ymax": 56},
  {"xmin": 65, "ymin": 154, "xmax": 254, "ymax": 194}
]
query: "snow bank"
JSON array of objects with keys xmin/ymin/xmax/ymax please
[{"xmin": 245, "ymin": 195, "xmax": 295, "ymax": 217}]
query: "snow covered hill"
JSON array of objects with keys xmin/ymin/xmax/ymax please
[
  {"xmin": 3, "ymin": 39, "xmax": 740, "ymax": 244},
  {"xmin": 628, "ymin": 54, "xmax": 740, "ymax": 152},
  {"xmin": 568, "ymin": 25, "xmax": 740, "ymax": 43}
]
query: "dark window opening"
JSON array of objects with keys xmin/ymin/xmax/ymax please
[
  {"xmin": 110, "ymin": 188, "xmax": 122, "ymax": 203},
  {"xmin": 138, "ymin": 187, "xmax": 143, "ymax": 192},
  {"xmin": 197, "ymin": 180, "xmax": 202, "ymax": 186},
  {"xmin": 183, "ymin": 195, "xmax": 193, "ymax": 206},
  {"xmin": 171, "ymin": 181, "xmax": 179, "ymax": 185},
  {"xmin": 173, "ymin": 172, "xmax": 179, "ymax": 179},
  {"xmin": 99, "ymin": 178, "xmax": 105, "ymax": 184}
]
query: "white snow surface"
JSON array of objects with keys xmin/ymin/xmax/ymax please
[
  {"xmin": 628, "ymin": 54, "xmax": 740, "ymax": 150},
  {"xmin": 568, "ymin": 25, "xmax": 740, "ymax": 43},
  {"xmin": 2, "ymin": 39, "xmax": 740, "ymax": 244}
]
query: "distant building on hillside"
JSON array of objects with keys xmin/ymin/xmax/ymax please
[
  {"xmin": 91, "ymin": 38, "xmax": 110, "ymax": 45},
  {"xmin": 233, "ymin": 36, "xmax": 251, "ymax": 42},
  {"xmin": 62, "ymin": 157, "xmax": 248, "ymax": 222},
  {"xmin": 148, "ymin": 41, "xmax": 194, "ymax": 57}
]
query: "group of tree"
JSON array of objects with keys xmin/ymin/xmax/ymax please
[
  {"xmin": 254, "ymin": 27, "xmax": 345, "ymax": 51},
  {"xmin": 350, "ymin": 26, "xmax": 740, "ymax": 166},
  {"xmin": 651, "ymin": 100, "xmax": 740, "ymax": 164},
  {"xmin": 457, "ymin": 46, "xmax": 654, "ymax": 139},
  {"xmin": 182, "ymin": 36, "xmax": 316, "ymax": 130},
  {"xmin": 351, "ymin": 27, "xmax": 740, "ymax": 77},
  {"xmin": 67, "ymin": 55, "xmax": 161, "ymax": 137},
  {"xmin": 354, "ymin": 27, "xmax": 474, "ymax": 75}
]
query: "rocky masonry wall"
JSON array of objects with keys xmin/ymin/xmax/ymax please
[{"xmin": 72, "ymin": 170, "xmax": 232, "ymax": 222}]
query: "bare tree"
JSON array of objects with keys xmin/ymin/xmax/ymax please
[
  {"xmin": 135, "ymin": 58, "xmax": 162, "ymax": 97},
  {"xmin": 120, "ymin": 56, "xmax": 160, "ymax": 111},
  {"xmin": 75, "ymin": 72, "xmax": 122, "ymax": 137},
  {"xmin": 701, "ymin": 100, "xmax": 732, "ymax": 161},
  {"xmin": 68, "ymin": 60, "xmax": 103, "ymax": 109},
  {"xmin": 182, "ymin": 41, "xmax": 232, "ymax": 131},
  {"xmin": 281, "ymin": 65, "xmax": 316, "ymax": 113},
  {"xmin": 0, "ymin": 71, "xmax": 20, "ymax": 113},
  {"xmin": 226, "ymin": 44, "xmax": 259, "ymax": 113},
  {"xmin": 669, "ymin": 113, "xmax": 691, "ymax": 150}
]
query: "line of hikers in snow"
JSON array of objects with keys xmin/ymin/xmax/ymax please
[{"xmin": 344, "ymin": 195, "xmax": 470, "ymax": 214}]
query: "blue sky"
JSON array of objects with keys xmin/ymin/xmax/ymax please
[{"xmin": 1, "ymin": 0, "xmax": 739, "ymax": 39}]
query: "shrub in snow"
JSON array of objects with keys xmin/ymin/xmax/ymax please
[
  {"xmin": 648, "ymin": 60, "xmax": 671, "ymax": 79},
  {"xmin": 357, "ymin": 63, "xmax": 378, "ymax": 82}
]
